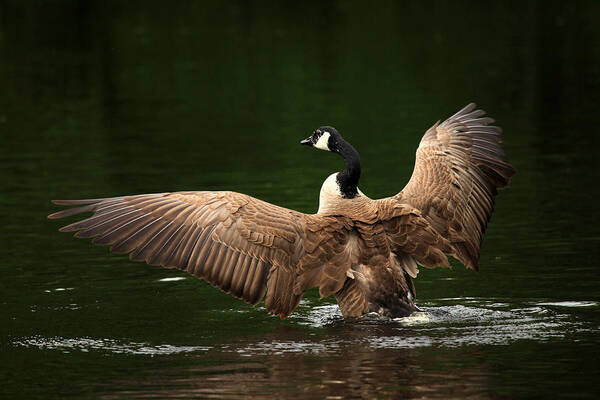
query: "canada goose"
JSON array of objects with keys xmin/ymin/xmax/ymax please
[{"xmin": 48, "ymin": 103, "xmax": 515, "ymax": 319}]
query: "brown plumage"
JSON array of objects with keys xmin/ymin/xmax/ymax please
[{"xmin": 48, "ymin": 104, "xmax": 515, "ymax": 319}]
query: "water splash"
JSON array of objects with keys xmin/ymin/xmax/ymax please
[
  {"xmin": 295, "ymin": 304, "xmax": 343, "ymax": 327},
  {"xmin": 535, "ymin": 301, "xmax": 598, "ymax": 308},
  {"xmin": 157, "ymin": 277, "xmax": 187, "ymax": 282},
  {"xmin": 14, "ymin": 336, "xmax": 211, "ymax": 355}
]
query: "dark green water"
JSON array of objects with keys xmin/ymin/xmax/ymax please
[{"xmin": 2, "ymin": 1, "xmax": 599, "ymax": 398}]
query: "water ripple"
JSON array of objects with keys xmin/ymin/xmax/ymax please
[{"xmin": 12, "ymin": 299, "xmax": 597, "ymax": 356}]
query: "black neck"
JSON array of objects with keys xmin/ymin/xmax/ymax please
[{"xmin": 334, "ymin": 140, "xmax": 361, "ymax": 198}]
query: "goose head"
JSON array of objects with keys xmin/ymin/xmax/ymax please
[
  {"xmin": 300, "ymin": 126, "xmax": 341, "ymax": 152},
  {"xmin": 301, "ymin": 126, "xmax": 363, "ymax": 212}
]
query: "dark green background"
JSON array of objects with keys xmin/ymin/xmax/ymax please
[{"xmin": 1, "ymin": 1, "xmax": 599, "ymax": 398}]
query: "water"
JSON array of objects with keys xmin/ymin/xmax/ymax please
[{"xmin": 2, "ymin": 1, "xmax": 600, "ymax": 398}]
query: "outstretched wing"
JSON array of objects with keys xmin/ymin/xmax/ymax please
[
  {"xmin": 395, "ymin": 103, "xmax": 516, "ymax": 270},
  {"xmin": 48, "ymin": 191, "xmax": 313, "ymax": 318}
]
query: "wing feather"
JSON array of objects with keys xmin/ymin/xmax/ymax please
[
  {"xmin": 395, "ymin": 103, "xmax": 515, "ymax": 270},
  {"xmin": 48, "ymin": 191, "xmax": 312, "ymax": 318}
]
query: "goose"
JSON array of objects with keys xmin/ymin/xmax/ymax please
[{"xmin": 48, "ymin": 103, "xmax": 515, "ymax": 319}]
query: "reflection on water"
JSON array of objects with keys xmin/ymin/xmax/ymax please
[{"xmin": 113, "ymin": 348, "xmax": 493, "ymax": 400}]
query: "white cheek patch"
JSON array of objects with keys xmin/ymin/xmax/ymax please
[{"xmin": 314, "ymin": 132, "xmax": 331, "ymax": 151}]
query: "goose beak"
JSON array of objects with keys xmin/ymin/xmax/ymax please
[{"xmin": 300, "ymin": 138, "xmax": 312, "ymax": 146}]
